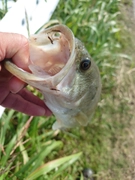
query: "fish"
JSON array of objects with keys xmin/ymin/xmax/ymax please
[{"xmin": 4, "ymin": 24, "xmax": 101, "ymax": 130}]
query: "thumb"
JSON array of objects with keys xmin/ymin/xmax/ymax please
[{"xmin": 0, "ymin": 32, "xmax": 29, "ymax": 71}]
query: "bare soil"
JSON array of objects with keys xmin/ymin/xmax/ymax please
[{"xmin": 118, "ymin": 1, "xmax": 135, "ymax": 179}]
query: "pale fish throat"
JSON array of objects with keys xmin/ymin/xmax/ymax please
[{"xmin": 29, "ymin": 29, "xmax": 70, "ymax": 76}]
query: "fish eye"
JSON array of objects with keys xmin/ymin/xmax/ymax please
[{"xmin": 80, "ymin": 58, "xmax": 91, "ymax": 71}]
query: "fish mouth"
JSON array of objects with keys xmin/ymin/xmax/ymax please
[{"xmin": 4, "ymin": 25, "xmax": 76, "ymax": 91}]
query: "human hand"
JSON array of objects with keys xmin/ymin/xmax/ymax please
[{"xmin": 0, "ymin": 32, "xmax": 52, "ymax": 116}]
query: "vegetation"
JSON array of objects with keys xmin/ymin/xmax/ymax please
[{"xmin": 0, "ymin": 0, "xmax": 135, "ymax": 179}]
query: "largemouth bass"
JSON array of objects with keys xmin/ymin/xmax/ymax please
[{"xmin": 5, "ymin": 24, "xmax": 101, "ymax": 130}]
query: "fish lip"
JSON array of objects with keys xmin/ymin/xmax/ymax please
[{"xmin": 4, "ymin": 24, "xmax": 76, "ymax": 91}]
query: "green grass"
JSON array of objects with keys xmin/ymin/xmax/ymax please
[{"xmin": 0, "ymin": 0, "xmax": 135, "ymax": 179}]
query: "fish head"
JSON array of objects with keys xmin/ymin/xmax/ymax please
[
  {"xmin": 53, "ymin": 38, "xmax": 101, "ymax": 129},
  {"xmin": 70, "ymin": 38, "xmax": 101, "ymax": 117},
  {"xmin": 5, "ymin": 24, "xmax": 101, "ymax": 130}
]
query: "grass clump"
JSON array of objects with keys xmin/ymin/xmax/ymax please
[
  {"xmin": 1, "ymin": 0, "xmax": 135, "ymax": 179},
  {"xmin": 0, "ymin": 111, "xmax": 82, "ymax": 179}
]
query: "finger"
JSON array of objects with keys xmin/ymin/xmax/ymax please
[
  {"xmin": 0, "ymin": 33, "xmax": 29, "ymax": 70},
  {"xmin": 1, "ymin": 92, "xmax": 51, "ymax": 116},
  {"xmin": 18, "ymin": 88, "xmax": 52, "ymax": 116},
  {"xmin": 0, "ymin": 85, "xmax": 9, "ymax": 104},
  {"xmin": 8, "ymin": 76, "xmax": 26, "ymax": 93}
]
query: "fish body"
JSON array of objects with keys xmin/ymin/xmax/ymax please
[{"xmin": 5, "ymin": 24, "xmax": 101, "ymax": 130}]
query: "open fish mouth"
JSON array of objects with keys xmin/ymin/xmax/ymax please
[{"xmin": 4, "ymin": 25, "xmax": 76, "ymax": 90}]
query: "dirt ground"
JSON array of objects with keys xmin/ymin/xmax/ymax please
[{"xmin": 118, "ymin": 1, "xmax": 135, "ymax": 179}]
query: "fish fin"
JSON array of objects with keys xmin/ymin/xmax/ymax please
[
  {"xmin": 52, "ymin": 120, "xmax": 63, "ymax": 130},
  {"xmin": 74, "ymin": 111, "xmax": 89, "ymax": 126}
]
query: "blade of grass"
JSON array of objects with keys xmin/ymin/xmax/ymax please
[
  {"xmin": 26, "ymin": 152, "xmax": 82, "ymax": 180},
  {"xmin": 14, "ymin": 140, "xmax": 63, "ymax": 178}
]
